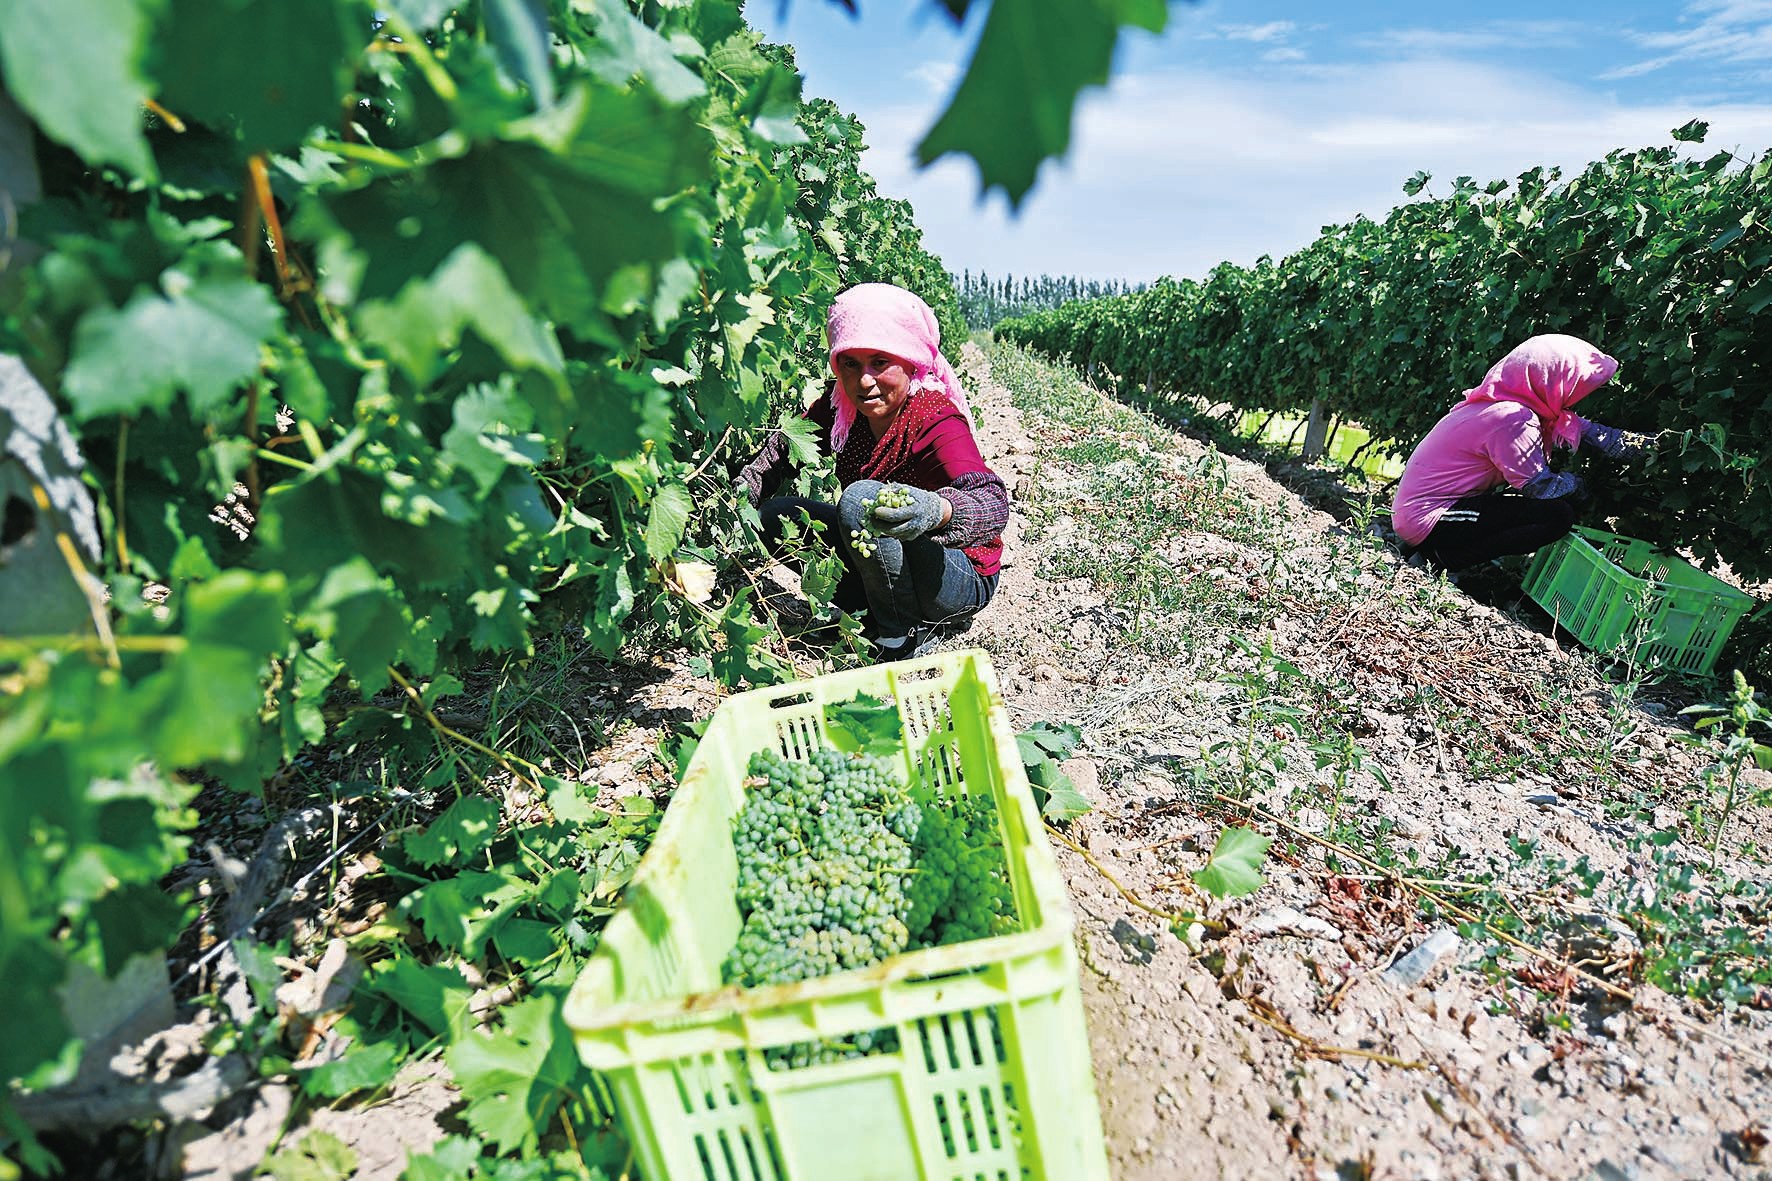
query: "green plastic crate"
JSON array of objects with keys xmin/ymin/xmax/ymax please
[
  {"xmin": 1521, "ymin": 526, "xmax": 1755, "ymax": 675},
  {"xmin": 562, "ymin": 650, "xmax": 1108, "ymax": 1181}
]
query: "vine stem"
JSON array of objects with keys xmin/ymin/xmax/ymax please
[
  {"xmin": 1214, "ymin": 792, "xmax": 1772, "ymax": 1069},
  {"xmin": 114, "ymin": 418, "xmax": 130, "ymax": 572},
  {"xmin": 387, "ymin": 666, "xmax": 545, "ymax": 793},
  {"xmin": 143, "ymin": 98, "xmax": 185, "ymax": 132},
  {"xmin": 27, "ymin": 479, "xmax": 119, "ymax": 669},
  {"xmin": 1239, "ymin": 997, "xmax": 1425, "ymax": 1069},
  {"xmin": 0, "ymin": 633, "xmax": 184, "ymax": 659},
  {"xmin": 686, "ymin": 426, "xmax": 734, "ymax": 484},
  {"xmin": 1042, "ymin": 821, "xmax": 1225, "ymax": 933}
]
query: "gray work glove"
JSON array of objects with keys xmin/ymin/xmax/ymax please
[
  {"xmin": 1521, "ymin": 469, "xmax": 1584, "ymax": 501},
  {"xmin": 869, "ymin": 483, "xmax": 946, "ymax": 540},
  {"xmin": 1580, "ymin": 420, "xmax": 1650, "ymax": 459}
]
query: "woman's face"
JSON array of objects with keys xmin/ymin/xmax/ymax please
[{"xmin": 836, "ymin": 350, "xmax": 914, "ymax": 425}]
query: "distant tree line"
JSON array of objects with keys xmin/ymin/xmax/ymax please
[{"xmin": 953, "ymin": 269, "xmax": 1147, "ymax": 330}]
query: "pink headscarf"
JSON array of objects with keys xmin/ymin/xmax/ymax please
[
  {"xmin": 1462, "ymin": 334, "xmax": 1619, "ymax": 450},
  {"xmin": 825, "ymin": 282, "xmax": 975, "ymax": 451}
]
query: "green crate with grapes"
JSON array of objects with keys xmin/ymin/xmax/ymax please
[{"xmin": 563, "ymin": 650, "xmax": 1108, "ymax": 1181}]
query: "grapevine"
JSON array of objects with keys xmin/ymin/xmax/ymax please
[{"xmin": 997, "ymin": 130, "xmax": 1772, "ymax": 628}]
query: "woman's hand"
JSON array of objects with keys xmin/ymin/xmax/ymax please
[
  {"xmin": 869, "ymin": 484, "xmax": 947, "ymax": 540},
  {"xmin": 1580, "ymin": 420, "xmax": 1649, "ymax": 459}
]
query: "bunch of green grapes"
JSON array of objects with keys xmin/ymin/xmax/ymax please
[
  {"xmin": 725, "ymin": 748, "xmax": 915, "ymax": 988},
  {"xmin": 904, "ymin": 793, "xmax": 1015, "ymax": 947},
  {"xmin": 724, "ymin": 746, "xmax": 1019, "ymax": 1073},
  {"xmin": 849, "ymin": 485, "xmax": 916, "ymax": 558}
]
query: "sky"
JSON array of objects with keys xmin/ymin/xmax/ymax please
[{"xmin": 749, "ymin": 0, "xmax": 1772, "ymax": 284}]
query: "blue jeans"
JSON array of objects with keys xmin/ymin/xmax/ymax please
[{"xmin": 759, "ymin": 481, "xmax": 998, "ymax": 657}]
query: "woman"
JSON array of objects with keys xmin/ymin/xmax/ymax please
[
  {"xmin": 1392, "ymin": 334, "xmax": 1642, "ymax": 572},
  {"xmin": 737, "ymin": 283, "xmax": 1008, "ymax": 660}
]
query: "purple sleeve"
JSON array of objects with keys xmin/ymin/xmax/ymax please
[
  {"xmin": 912, "ymin": 414, "xmax": 1008, "ymax": 548},
  {"xmin": 737, "ymin": 431, "xmax": 792, "ymax": 503},
  {"xmin": 929, "ymin": 470, "xmax": 1010, "ymax": 549}
]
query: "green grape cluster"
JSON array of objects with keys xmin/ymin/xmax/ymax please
[
  {"xmin": 849, "ymin": 486, "xmax": 917, "ymax": 558},
  {"xmin": 725, "ymin": 749, "xmax": 916, "ymax": 988},
  {"xmin": 726, "ymin": 747, "xmax": 1016, "ymax": 1002},
  {"xmin": 904, "ymin": 794, "xmax": 1016, "ymax": 947}
]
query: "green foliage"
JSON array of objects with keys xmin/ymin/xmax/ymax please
[
  {"xmin": 1191, "ymin": 826, "xmax": 1274, "ymax": 899},
  {"xmin": 918, "ymin": 0, "xmax": 1167, "ymax": 207},
  {"xmin": 823, "ymin": 692, "xmax": 903, "ymax": 757},
  {"xmin": 1000, "ymin": 128, "xmax": 1772, "ymax": 640},
  {"xmin": 1679, "ymin": 671, "xmax": 1772, "ymax": 866},
  {"xmin": 263, "ymin": 1131, "xmax": 359, "ymax": 1181},
  {"xmin": 1016, "ymin": 721, "xmax": 1092, "ymax": 822},
  {"xmin": 0, "ymin": 0, "xmax": 971, "ymax": 1130}
]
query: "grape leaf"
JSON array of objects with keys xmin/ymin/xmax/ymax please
[
  {"xmin": 297, "ymin": 1039, "xmax": 401, "ymax": 1099},
  {"xmin": 400, "ymin": 1137, "xmax": 486, "ymax": 1181},
  {"xmin": 1015, "ymin": 723, "xmax": 1090, "ymax": 821},
  {"xmin": 484, "ymin": 0, "xmax": 556, "ymax": 108},
  {"xmin": 778, "ymin": 412, "xmax": 824, "ymax": 468},
  {"xmin": 824, "ymin": 693, "xmax": 903, "ymax": 757},
  {"xmin": 358, "ymin": 244, "xmax": 566, "ymax": 390},
  {"xmin": 0, "ymin": 0, "xmax": 157, "ymax": 178},
  {"xmin": 1191, "ymin": 827, "xmax": 1273, "ymax": 899},
  {"xmin": 445, "ymin": 993, "xmax": 583, "ymax": 1155},
  {"xmin": 297, "ymin": 556, "xmax": 409, "ymax": 691},
  {"xmin": 264, "ymin": 1131, "xmax": 358, "ymax": 1181},
  {"xmin": 577, "ymin": 0, "xmax": 707, "ymax": 105},
  {"xmin": 367, "ymin": 955, "xmax": 474, "ymax": 1040},
  {"xmin": 326, "ymin": 79, "xmax": 714, "ymax": 337},
  {"xmin": 404, "ymin": 797, "xmax": 502, "ymax": 869},
  {"xmin": 915, "ymin": 0, "xmax": 1166, "ymax": 207},
  {"xmin": 1019, "ymin": 720, "xmax": 1081, "ymax": 760},
  {"xmin": 157, "ymin": 0, "xmax": 368, "ymax": 152},
  {"xmin": 61, "ymin": 264, "xmax": 284, "ymax": 420},
  {"xmin": 644, "ymin": 483, "xmax": 692, "ymax": 560},
  {"xmin": 1672, "ymin": 118, "xmax": 1710, "ymax": 143}
]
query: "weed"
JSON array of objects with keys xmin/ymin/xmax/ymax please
[{"xmin": 1678, "ymin": 672, "xmax": 1772, "ymax": 868}]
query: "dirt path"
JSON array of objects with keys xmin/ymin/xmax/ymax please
[{"xmin": 955, "ymin": 341, "xmax": 1772, "ymax": 1181}]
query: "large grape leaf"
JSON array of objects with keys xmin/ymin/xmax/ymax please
[
  {"xmin": 445, "ymin": 993, "xmax": 583, "ymax": 1155},
  {"xmin": 60, "ymin": 261, "xmax": 284, "ymax": 420},
  {"xmin": 484, "ymin": 0, "xmax": 556, "ymax": 108},
  {"xmin": 0, "ymin": 0, "xmax": 158, "ymax": 178},
  {"xmin": 326, "ymin": 79, "xmax": 714, "ymax": 338},
  {"xmin": 357, "ymin": 244, "xmax": 565, "ymax": 389},
  {"xmin": 576, "ymin": 0, "xmax": 708, "ymax": 105},
  {"xmin": 916, "ymin": 0, "xmax": 1167, "ymax": 208},
  {"xmin": 156, "ymin": 0, "xmax": 369, "ymax": 152}
]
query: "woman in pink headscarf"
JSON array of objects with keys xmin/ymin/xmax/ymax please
[
  {"xmin": 1392, "ymin": 334, "xmax": 1644, "ymax": 571},
  {"xmin": 737, "ymin": 283, "xmax": 1008, "ymax": 660}
]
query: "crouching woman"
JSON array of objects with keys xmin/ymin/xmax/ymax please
[
  {"xmin": 737, "ymin": 283, "xmax": 1008, "ymax": 660},
  {"xmin": 1393, "ymin": 333, "xmax": 1641, "ymax": 572}
]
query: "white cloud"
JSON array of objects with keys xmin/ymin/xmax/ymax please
[
  {"xmin": 1262, "ymin": 47, "xmax": 1307, "ymax": 64},
  {"xmin": 1610, "ymin": 0, "xmax": 1772, "ymax": 77},
  {"xmin": 1355, "ymin": 21, "xmax": 1590, "ymax": 54},
  {"xmin": 1220, "ymin": 21, "xmax": 1296, "ymax": 44},
  {"xmin": 909, "ymin": 61, "xmax": 962, "ymax": 91}
]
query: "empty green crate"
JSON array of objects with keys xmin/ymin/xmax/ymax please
[
  {"xmin": 1521, "ymin": 526, "xmax": 1755, "ymax": 675},
  {"xmin": 562, "ymin": 649, "xmax": 1109, "ymax": 1181}
]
